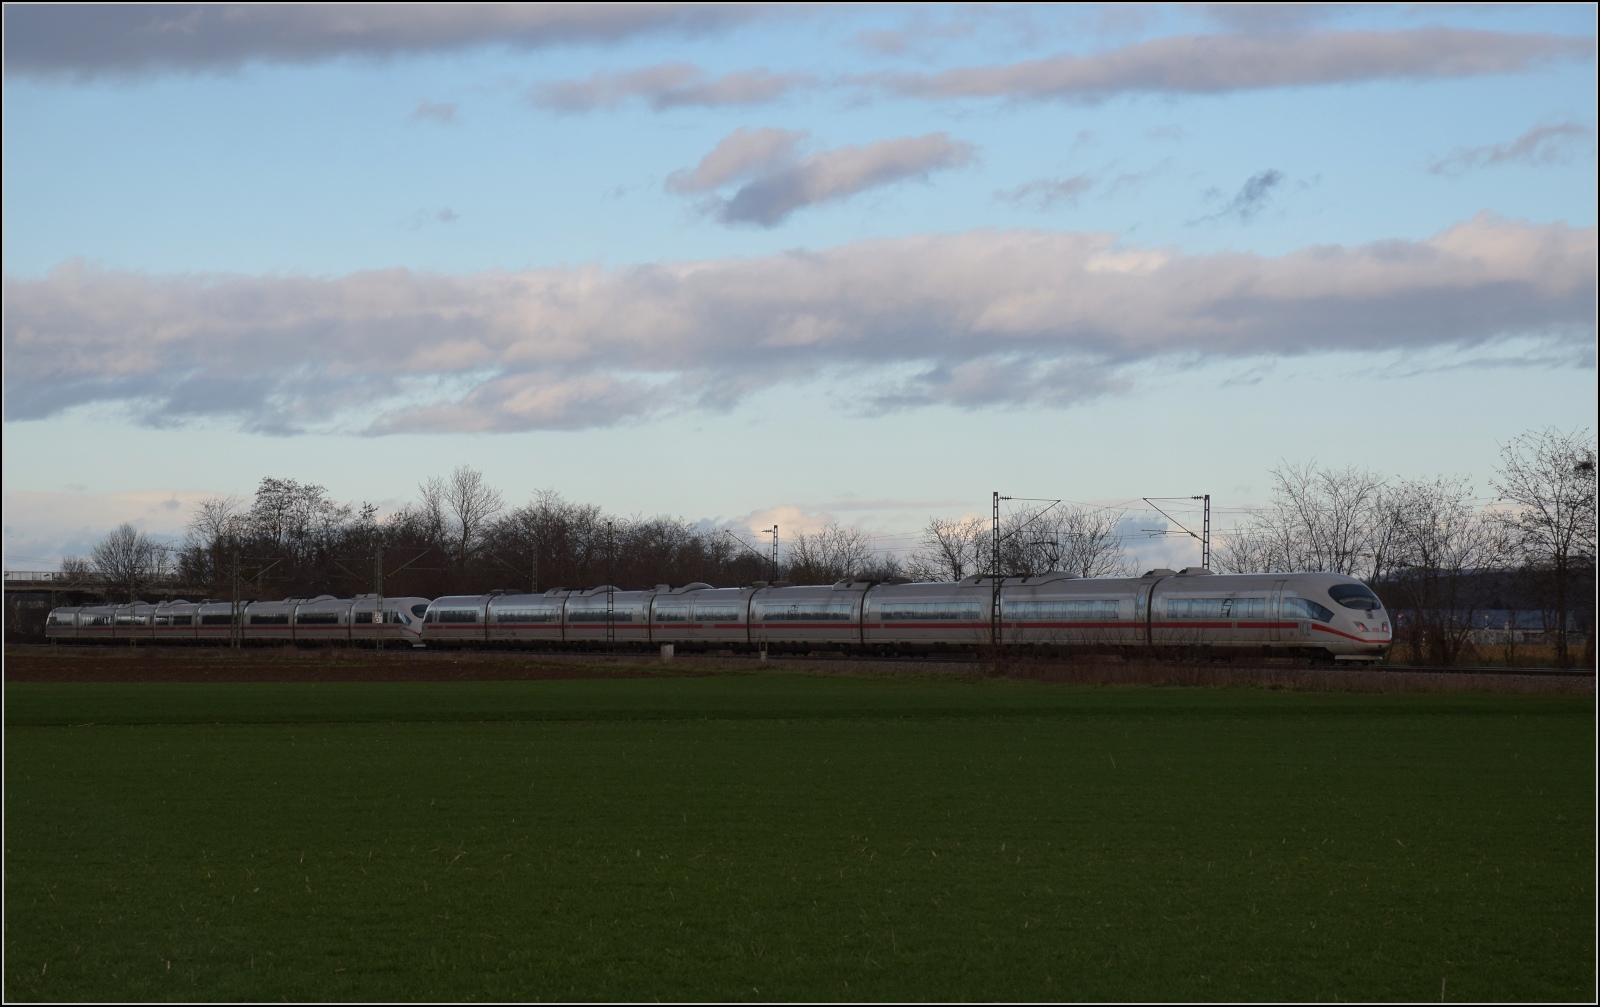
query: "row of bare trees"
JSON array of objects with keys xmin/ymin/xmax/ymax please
[
  {"xmin": 66, "ymin": 467, "xmax": 907, "ymax": 605},
  {"xmin": 1216, "ymin": 428, "xmax": 1595, "ymax": 666},
  {"xmin": 905, "ymin": 505, "xmax": 1134, "ymax": 582}
]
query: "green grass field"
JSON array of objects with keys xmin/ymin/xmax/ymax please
[{"xmin": 5, "ymin": 674, "xmax": 1593, "ymax": 1002}]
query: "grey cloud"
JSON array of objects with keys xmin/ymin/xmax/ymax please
[
  {"xmin": 1429, "ymin": 121, "xmax": 1594, "ymax": 176},
  {"xmin": 997, "ymin": 173, "xmax": 1099, "ymax": 210},
  {"xmin": 5, "ymin": 3, "xmax": 777, "ymax": 79},
  {"xmin": 1196, "ymin": 3, "xmax": 1339, "ymax": 33},
  {"xmin": 854, "ymin": 29, "xmax": 913, "ymax": 56},
  {"xmin": 867, "ymin": 358, "xmax": 1130, "ymax": 412},
  {"xmin": 665, "ymin": 127, "xmax": 810, "ymax": 193},
  {"xmin": 530, "ymin": 63, "xmax": 815, "ymax": 112},
  {"xmin": 405, "ymin": 208, "xmax": 460, "ymax": 229},
  {"xmin": 850, "ymin": 15, "xmax": 977, "ymax": 57},
  {"xmin": 1193, "ymin": 169, "xmax": 1285, "ymax": 224},
  {"xmin": 410, "ymin": 100, "xmax": 458, "ymax": 124},
  {"xmin": 672, "ymin": 131, "xmax": 978, "ymax": 227},
  {"xmin": 866, "ymin": 29, "xmax": 1593, "ymax": 103},
  {"xmin": 4, "ymin": 215, "xmax": 1592, "ymax": 434}
]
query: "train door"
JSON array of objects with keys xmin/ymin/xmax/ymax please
[
  {"xmin": 1138, "ymin": 584, "xmax": 1153, "ymax": 647},
  {"xmin": 1269, "ymin": 580, "xmax": 1285, "ymax": 643}
]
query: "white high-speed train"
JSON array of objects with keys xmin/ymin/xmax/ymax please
[{"xmin": 44, "ymin": 568, "xmax": 1392, "ymax": 661}]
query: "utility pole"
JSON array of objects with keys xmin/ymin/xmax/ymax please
[
  {"xmin": 991, "ymin": 491, "xmax": 1004, "ymax": 647},
  {"xmin": 1197, "ymin": 494, "xmax": 1210, "ymax": 570},
  {"xmin": 767, "ymin": 525, "xmax": 779, "ymax": 581},
  {"xmin": 605, "ymin": 519, "xmax": 615, "ymax": 650},
  {"xmin": 229, "ymin": 544, "xmax": 242, "ymax": 649},
  {"xmin": 374, "ymin": 529, "xmax": 385, "ymax": 650}
]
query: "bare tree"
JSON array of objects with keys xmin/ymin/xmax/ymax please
[
  {"xmin": 443, "ymin": 466, "xmax": 504, "ymax": 563},
  {"xmin": 91, "ymin": 523, "xmax": 168, "ymax": 602},
  {"xmin": 1051, "ymin": 505, "xmax": 1133, "ymax": 578},
  {"xmin": 788, "ymin": 524, "xmax": 875, "ymax": 583},
  {"xmin": 1218, "ymin": 462, "xmax": 1389, "ymax": 578},
  {"xmin": 910, "ymin": 516, "xmax": 987, "ymax": 581},
  {"xmin": 910, "ymin": 505, "xmax": 1130, "ymax": 581},
  {"xmin": 177, "ymin": 495, "xmax": 243, "ymax": 587},
  {"xmin": 1382, "ymin": 476, "xmax": 1510, "ymax": 665},
  {"xmin": 60, "ymin": 555, "xmax": 97, "ymax": 586},
  {"xmin": 1214, "ymin": 522, "xmax": 1280, "ymax": 575},
  {"xmin": 1492, "ymin": 427, "xmax": 1598, "ymax": 666}
]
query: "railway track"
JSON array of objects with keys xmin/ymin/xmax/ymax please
[{"xmin": 9, "ymin": 643, "xmax": 1592, "ymax": 682}]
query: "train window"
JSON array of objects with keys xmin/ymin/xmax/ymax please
[
  {"xmin": 201, "ymin": 613, "xmax": 234, "ymax": 626},
  {"xmin": 1168, "ymin": 597, "xmax": 1267, "ymax": 620},
  {"xmin": 879, "ymin": 601, "xmax": 984, "ymax": 621},
  {"xmin": 654, "ymin": 608, "xmax": 690, "ymax": 623},
  {"xmin": 693, "ymin": 606, "xmax": 744, "ymax": 623},
  {"xmin": 1282, "ymin": 597, "xmax": 1334, "ymax": 623},
  {"xmin": 496, "ymin": 607, "xmax": 558, "ymax": 624},
  {"xmin": 1006, "ymin": 600, "xmax": 1119, "ymax": 622},
  {"xmin": 1328, "ymin": 584, "xmax": 1383, "ymax": 610},
  {"xmin": 568, "ymin": 608, "xmax": 634, "ymax": 623},
  {"xmin": 49, "ymin": 613, "xmax": 76, "ymax": 626},
  {"xmin": 411, "ymin": 604, "xmax": 429, "ymax": 619},
  {"xmin": 437, "ymin": 609, "xmax": 480, "ymax": 624},
  {"xmin": 249, "ymin": 613, "xmax": 290, "ymax": 625},
  {"xmin": 296, "ymin": 612, "xmax": 340, "ymax": 625},
  {"xmin": 756, "ymin": 602, "xmax": 853, "ymax": 622},
  {"xmin": 156, "ymin": 615, "xmax": 195, "ymax": 626}
]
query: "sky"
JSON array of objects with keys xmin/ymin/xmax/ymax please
[{"xmin": 3, "ymin": 3, "xmax": 1595, "ymax": 572}]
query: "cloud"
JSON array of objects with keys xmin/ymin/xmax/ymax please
[
  {"xmin": 406, "ymin": 208, "xmax": 460, "ymax": 229},
  {"xmin": 529, "ymin": 62, "xmax": 815, "ymax": 112},
  {"xmin": 864, "ymin": 29, "xmax": 1593, "ymax": 103},
  {"xmin": 1429, "ymin": 120, "xmax": 1594, "ymax": 176},
  {"xmin": 996, "ymin": 173, "xmax": 1099, "ymax": 210},
  {"xmin": 4, "ymin": 214, "xmax": 1592, "ymax": 434},
  {"xmin": 409, "ymin": 99, "xmax": 458, "ymax": 124},
  {"xmin": 1196, "ymin": 3, "xmax": 1339, "ymax": 33},
  {"xmin": 665, "ymin": 128, "xmax": 809, "ymax": 193},
  {"xmin": 669, "ymin": 130, "xmax": 978, "ymax": 227},
  {"xmin": 1192, "ymin": 169, "xmax": 1285, "ymax": 224},
  {"xmin": 3, "ymin": 4, "xmax": 781, "ymax": 79}
]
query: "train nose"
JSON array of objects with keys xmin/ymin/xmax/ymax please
[{"xmin": 1351, "ymin": 617, "xmax": 1391, "ymax": 638}]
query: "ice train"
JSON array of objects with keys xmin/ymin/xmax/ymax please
[{"xmin": 44, "ymin": 568, "xmax": 1391, "ymax": 662}]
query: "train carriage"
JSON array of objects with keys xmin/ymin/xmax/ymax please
[
  {"xmin": 648, "ymin": 583, "xmax": 710, "ymax": 644},
  {"xmin": 421, "ymin": 595, "xmax": 490, "ymax": 646},
  {"xmin": 242, "ymin": 599, "xmax": 296, "ymax": 643},
  {"xmin": 348, "ymin": 595, "xmax": 429, "ymax": 645},
  {"xmin": 290, "ymin": 595, "xmax": 351, "ymax": 643},
  {"xmin": 44, "ymin": 606, "xmax": 81, "ymax": 641},
  {"xmin": 151, "ymin": 600, "xmax": 201, "ymax": 642},
  {"xmin": 195, "ymin": 601, "xmax": 239, "ymax": 642},
  {"xmin": 999, "ymin": 573, "xmax": 1136, "ymax": 649},
  {"xmin": 690, "ymin": 587, "xmax": 756, "ymax": 646},
  {"xmin": 564, "ymin": 586, "xmax": 654, "ymax": 646},
  {"xmin": 750, "ymin": 583, "xmax": 861, "ymax": 649},
  {"xmin": 486, "ymin": 591, "xmax": 567, "ymax": 644},
  {"xmin": 861, "ymin": 579, "xmax": 989, "ymax": 648}
]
